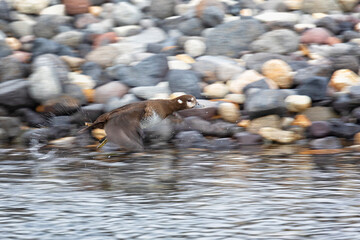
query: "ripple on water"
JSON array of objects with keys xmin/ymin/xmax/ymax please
[{"xmin": 1, "ymin": 148, "xmax": 360, "ymax": 239}]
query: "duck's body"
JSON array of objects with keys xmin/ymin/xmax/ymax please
[{"xmin": 81, "ymin": 95, "xmax": 197, "ymax": 150}]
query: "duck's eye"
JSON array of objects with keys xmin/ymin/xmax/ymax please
[{"xmin": 187, "ymin": 99, "xmax": 192, "ymax": 102}]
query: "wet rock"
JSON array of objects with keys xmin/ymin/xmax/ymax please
[
  {"xmin": 104, "ymin": 94, "xmax": 139, "ymax": 112},
  {"xmin": 49, "ymin": 136, "xmax": 77, "ymax": 148},
  {"xmin": 329, "ymin": 69, "xmax": 360, "ymax": 92},
  {"xmin": 177, "ymin": 116, "xmax": 212, "ymax": 133},
  {"xmin": 0, "ymin": 79, "xmax": 36, "ymax": 110},
  {"xmin": 150, "ymin": 0, "xmax": 175, "ymax": 19},
  {"xmin": 300, "ymin": 27, "xmax": 332, "ymax": 44},
  {"xmin": 234, "ymin": 132, "xmax": 263, "ymax": 145},
  {"xmin": 259, "ymin": 127, "xmax": 300, "ymax": 144},
  {"xmin": 225, "ymin": 94, "xmax": 245, "ymax": 104},
  {"xmin": 68, "ymin": 72, "xmax": 96, "ymax": 90},
  {"xmin": 130, "ymin": 82, "xmax": 170, "ymax": 100},
  {"xmin": 218, "ymin": 102, "xmax": 239, "ymax": 123},
  {"xmin": 0, "ymin": 56, "xmax": 27, "ymax": 82},
  {"xmin": 85, "ymin": 45, "xmax": 119, "ymax": 68},
  {"xmin": 178, "ymin": 18, "xmax": 204, "ymax": 36},
  {"xmin": 203, "ymin": 82, "xmax": 229, "ymax": 98},
  {"xmin": 92, "ymin": 32, "xmax": 118, "ymax": 48},
  {"xmin": 63, "ymin": 0, "xmax": 89, "ymax": 15},
  {"xmin": 245, "ymin": 89, "xmax": 289, "ymax": 119},
  {"xmin": 309, "ymin": 136, "xmax": 343, "ymax": 149},
  {"xmin": 245, "ymin": 52, "xmax": 288, "ymax": 73},
  {"xmin": 308, "ymin": 121, "xmax": 331, "ymax": 138},
  {"xmin": 167, "ymin": 70, "xmax": 202, "ymax": 98},
  {"xmin": 0, "ymin": 106, "xmax": 7, "ymax": 116},
  {"xmin": 191, "ymin": 60, "xmax": 217, "ymax": 83},
  {"xmin": 303, "ymin": 106, "xmax": 339, "ymax": 122},
  {"xmin": 262, "ymin": 59, "xmax": 293, "ymax": 89},
  {"xmin": 14, "ymin": 0, "xmax": 49, "ymax": 14},
  {"xmin": 184, "ymin": 39, "xmax": 206, "ymax": 57},
  {"xmin": 94, "ymin": 81, "xmax": 129, "ymax": 104},
  {"xmin": 251, "ymin": 29, "xmax": 299, "ymax": 54},
  {"xmin": 177, "ymin": 107, "xmax": 217, "ymax": 121},
  {"xmin": 0, "ymin": 117, "xmax": 21, "ymax": 140},
  {"xmin": 14, "ymin": 108, "xmax": 48, "ymax": 127},
  {"xmin": 6, "ymin": 37, "xmax": 21, "ymax": 51},
  {"xmin": 114, "ymin": 54, "xmax": 169, "ymax": 87},
  {"xmin": 21, "ymin": 128, "xmax": 49, "ymax": 145},
  {"xmin": 174, "ymin": 130, "xmax": 209, "ymax": 149},
  {"xmin": 329, "ymin": 119, "xmax": 360, "ymax": 139},
  {"xmin": 113, "ymin": 2, "xmax": 142, "ymax": 26},
  {"xmin": 0, "ymin": 128, "xmax": 6, "ymax": 144},
  {"xmin": 33, "ymin": 15, "xmax": 71, "ymax": 39},
  {"xmin": 247, "ymin": 115, "xmax": 281, "ymax": 134},
  {"xmin": 63, "ymin": 83, "xmax": 87, "ymax": 105},
  {"xmin": 206, "ymin": 19, "xmax": 266, "ymax": 57},
  {"xmin": 209, "ymin": 138, "xmax": 237, "ymax": 150},
  {"xmin": 210, "ymin": 121, "xmax": 243, "ymax": 137},
  {"xmin": 296, "ymin": 76, "xmax": 328, "ymax": 101},
  {"xmin": 285, "ymin": 95, "xmax": 312, "ymax": 112}
]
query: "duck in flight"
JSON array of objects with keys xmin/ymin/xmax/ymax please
[{"xmin": 80, "ymin": 94, "xmax": 198, "ymax": 151}]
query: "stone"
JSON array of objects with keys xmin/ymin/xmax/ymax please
[
  {"xmin": 293, "ymin": 65, "xmax": 333, "ymax": 86},
  {"xmin": 285, "ymin": 95, "xmax": 312, "ymax": 112},
  {"xmin": 196, "ymin": 0, "xmax": 224, "ymax": 27},
  {"xmin": 227, "ymin": 70, "xmax": 266, "ymax": 94},
  {"xmin": 296, "ymin": 76, "xmax": 328, "ymax": 101},
  {"xmin": 86, "ymin": 18, "xmax": 114, "ymax": 34},
  {"xmin": 113, "ymin": 2, "xmax": 142, "ymax": 26},
  {"xmin": 92, "ymin": 32, "xmax": 118, "ymax": 48},
  {"xmin": 216, "ymin": 63, "xmax": 245, "ymax": 82},
  {"xmin": 113, "ymin": 54, "xmax": 169, "ymax": 87},
  {"xmin": 150, "ymin": 0, "xmax": 175, "ymax": 19},
  {"xmin": 308, "ymin": 121, "xmax": 331, "ymax": 138},
  {"xmin": 0, "ymin": 117, "xmax": 21, "ymax": 140},
  {"xmin": 203, "ymin": 82, "xmax": 229, "ymax": 98},
  {"xmin": 292, "ymin": 114, "xmax": 312, "ymax": 128},
  {"xmin": 74, "ymin": 13, "xmax": 100, "ymax": 29},
  {"xmin": 14, "ymin": 108, "xmax": 47, "ymax": 127},
  {"xmin": 33, "ymin": 15, "xmax": 71, "ymax": 39},
  {"xmin": 63, "ymin": 0, "xmax": 89, "ymax": 15},
  {"xmin": 251, "ymin": 29, "xmax": 299, "ymax": 54},
  {"xmin": 309, "ymin": 136, "xmax": 343, "ymax": 149},
  {"xmin": 32, "ymin": 54, "xmax": 69, "ymax": 84},
  {"xmin": 40, "ymin": 4, "xmax": 65, "ymax": 15},
  {"xmin": 49, "ymin": 136, "xmax": 77, "ymax": 148},
  {"xmin": 300, "ymin": 27, "xmax": 332, "ymax": 44},
  {"xmin": 338, "ymin": 0, "xmax": 358, "ymax": 11},
  {"xmin": 0, "ymin": 0, "xmax": 12, "ymax": 21},
  {"xmin": 94, "ymin": 81, "xmax": 129, "ymax": 104},
  {"xmin": 331, "ymin": 55, "xmax": 359, "ymax": 73},
  {"xmin": 80, "ymin": 61, "xmax": 103, "ymax": 82},
  {"xmin": 43, "ymin": 95, "xmax": 80, "ymax": 115},
  {"xmin": 0, "ymin": 79, "xmax": 36, "ymax": 110},
  {"xmin": 125, "ymin": 27, "xmax": 167, "ymax": 44},
  {"xmin": 316, "ymin": 17, "xmax": 340, "ymax": 34},
  {"xmin": 206, "ymin": 19, "xmax": 266, "ymax": 57},
  {"xmin": 302, "ymin": 0, "xmax": 342, "ymax": 14},
  {"xmin": 0, "ymin": 128, "xmax": 6, "ymax": 144},
  {"xmin": 303, "ymin": 106, "xmax": 339, "ymax": 122},
  {"xmin": 262, "ymin": 59, "xmax": 293, "ymax": 89},
  {"xmin": 0, "ymin": 56, "xmax": 26, "ymax": 82},
  {"xmin": 184, "ymin": 39, "xmax": 206, "ymax": 57},
  {"xmin": 166, "ymin": 70, "xmax": 202, "ymax": 98},
  {"xmin": 168, "ymin": 60, "xmax": 191, "ymax": 70},
  {"xmin": 173, "ymin": 130, "xmax": 209, "ymax": 149},
  {"xmin": 85, "ymin": 45, "xmax": 119, "ymax": 68},
  {"xmin": 191, "ymin": 60, "xmax": 217, "ymax": 83},
  {"xmin": 9, "ymin": 21, "xmax": 34, "ymax": 38},
  {"xmin": 5, "ymin": 37, "xmax": 21, "ymax": 51},
  {"xmin": 242, "ymin": 79, "xmax": 278, "ymax": 94},
  {"xmin": 245, "ymin": 89, "xmax": 290, "ymax": 119},
  {"xmin": 178, "ymin": 107, "xmax": 217, "ymax": 121},
  {"xmin": 113, "ymin": 25, "xmax": 142, "ymax": 37},
  {"xmin": 234, "ymin": 132, "xmax": 263, "ymax": 145},
  {"xmin": 32, "ymin": 38, "xmax": 73, "ymax": 58},
  {"xmin": 9, "ymin": 51, "xmax": 31, "ymax": 64},
  {"xmin": 21, "ymin": 128, "xmax": 50, "ymax": 145},
  {"xmin": 259, "ymin": 127, "xmax": 300, "ymax": 144},
  {"xmin": 104, "ymin": 94, "xmax": 140, "ymax": 112},
  {"xmin": 68, "ymin": 72, "xmax": 96, "ymax": 90},
  {"xmin": 0, "ymin": 40, "xmax": 12, "ymax": 58},
  {"xmin": 89, "ymin": 6, "xmax": 102, "ymax": 16},
  {"xmin": 178, "ymin": 18, "xmax": 204, "ymax": 36},
  {"xmin": 225, "ymin": 94, "xmax": 245, "ymax": 104},
  {"xmin": 329, "ymin": 119, "xmax": 360, "ymax": 139},
  {"xmin": 13, "ymin": 0, "xmax": 49, "ymax": 14},
  {"xmin": 329, "ymin": 69, "xmax": 360, "ymax": 92},
  {"xmin": 130, "ymin": 82, "xmax": 171, "ymax": 100},
  {"xmin": 247, "ymin": 115, "xmax": 282, "ymax": 134},
  {"xmin": 53, "ymin": 31, "xmax": 84, "ymax": 48},
  {"xmin": 254, "ymin": 11, "xmax": 299, "ymax": 23},
  {"xmin": 71, "ymin": 103, "xmax": 104, "ymax": 125},
  {"xmin": 218, "ymin": 102, "xmax": 239, "ymax": 123},
  {"xmin": 245, "ymin": 52, "xmax": 288, "ymax": 73},
  {"xmin": 60, "ymin": 56, "xmax": 86, "ymax": 70}
]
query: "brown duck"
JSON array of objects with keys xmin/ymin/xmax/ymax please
[{"xmin": 80, "ymin": 94, "xmax": 198, "ymax": 150}]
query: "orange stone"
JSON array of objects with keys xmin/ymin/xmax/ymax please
[
  {"xmin": 237, "ymin": 119, "xmax": 250, "ymax": 128},
  {"xmin": 82, "ymin": 88, "xmax": 95, "ymax": 103},
  {"xmin": 5, "ymin": 37, "xmax": 21, "ymax": 51},
  {"xmin": 329, "ymin": 69, "xmax": 360, "ymax": 91},
  {"xmin": 262, "ymin": 59, "xmax": 293, "ymax": 89},
  {"xmin": 292, "ymin": 114, "xmax": 312, "ymax": 128},
  {"xmin": 89, "ymin": 6, "xmax": 102, "ymax": 16},
  {"xmin": 175, "ymin": 54, "xmax": 195, "ymax": 64},
  {"xmin": 92, "ymin": 128, "xmax": 106, "ymax": 140},
  {"xmin": 354, "ymin": 132, "xmax": 360, "ymax": 145}
]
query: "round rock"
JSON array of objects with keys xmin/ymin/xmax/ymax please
[
  {"xmin": 184, "ymin": 39, "xmax": 206, "ymax": 57},
  {"xmin": 262, "ymin": 59, "xmax": 293, "ymax": 89},
  {"xmin": 285, "ymin": 95, "xmax": 312, "ymax": 112}
]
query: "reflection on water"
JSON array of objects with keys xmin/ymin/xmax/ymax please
[{"xmin": 1, "ymin": 146, "xmax": 360, "ymax": 239}]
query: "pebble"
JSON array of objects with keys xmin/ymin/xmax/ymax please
[
  {"xmin": 303, "ymin": 106, "xmax": 339, "ymax": 122},
  {"xmin": 227, "ymin": 70, "xmax": 265, "ymax": 94},
  {"xmin": 285, "ymin": 95, "xmax": 312, "ymax": 112},
  {"xmin": 259, "ymin": 127, "xmax": 300, "ymax": 144},
  {"xmin": 85, "ymin": 45, "xmax": 119, "ymax": 68},
  {"xmin": 63, "ymin": 0, "xmax": 89, "ymax": 15},
  {"xmin": 14, "ymin": 0, "xmax": 50, "ymax": 15},
  {"xmin": 309, "ymin": 136, "xmax": 343, "ymax": 149},
  {"xmin": 329, "ymin": 69, "xmax": 360, "ymax": 92},
  {"xmin": 218, "ymin": 102, "xmax": 240, "ymax": 123},
  {"xmin": 203, "ymin": 82, "xmax": 229, "ymax": 99},
  {"xmin": 262, "ymin": 59, "xmax": 293, "ymax": 89},
  {"xmin": 247, "ymin": 115, "xmax": 281, "ymax": 134},
  {"xmin": 184, "ymin": 39, "xmax": 206, "ymax": 57},
  {"xmin": 94, "ymin": 81, "xmax": 129, "ymax": 104}
]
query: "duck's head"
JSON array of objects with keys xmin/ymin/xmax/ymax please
[{"xmin": 174, "ymin": 94, "xmax": 198, "ymax": 110}]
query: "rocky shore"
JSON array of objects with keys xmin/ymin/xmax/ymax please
[{"xmin": 1, "ymin": 0, "xmax": 360, "ymax": 151}]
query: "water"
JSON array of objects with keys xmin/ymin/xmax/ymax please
[{"xmin": 1, "ymin": 146, "xmax": 360, "ymax": 240}]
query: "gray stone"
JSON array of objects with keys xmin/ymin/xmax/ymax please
[
  {"xmin": 150, "ymin": 0, "xmax": 175, "ymax": 19},
  {"xmin": 302, "ymin": 0, "xmax": 342, "ymax": 14},
  {"xmin": 166, "ymin": 70, "xmax": 202, "ymax": 98},
  {"xmin": 9, "ymin": 21, "xmax": 34, "ymax": 37},
  {"xmin": 94, "ymin": 81, "xmax": 129, "ymax": 104},
  {"xmin": 0, "ymin": 57, "xmax": 27, "ymax": 82},
  {"xmin": 309, "ymin": 136, "xmax": 342, "ymax": 149},
  {"xmin": 0, "ymin": 79, "xmax": 36, "ymax": 109},
  {"xmin": 245, "ymin": 52, "xmax": 289, "ymax": 72},
  {"xmin": 206, "ymin": 19, "xmax": 266, "ymax": 57},
  {"xmin": 178, "ymin": 18, "xmax": 204, "ymax": 36},
  {"xmin": 113, "ymin": 2, "xmax": 142, "ymax": 26},
  {"xmin": 53, "ymin": 30, "xmax": 84, "ymax": 48},
  {"xmin": 0, "ymin": 116, "xmax": 21, "ymax": 140},
  {"xmin": 33, "ymin": 15, "xmax": 71, "ymax": 38},
  {"xmin": 130, "ymin": 82, "xmax": 171, "ymax": 99},
  {"xmin": 104, "ymin": 94, "xmax": 140, "ymax": 112},
  {"xmin": 0, "ymin": 39, "xmax": 12, "ymax": 58},
  {"xmin": 251, "ymin": 29, "xmax": 299, "ymax": 54},
  {"xmin": 234, "ymin": 132, "xmax": 263, "ymax": 145},
  {"xmin": 124, "ymin": 27, "xmax": 167, "ymax": 44},
  {"xmin": 200, "ymin": 6, "xmax": 224, "ymax": 27},
  {"xmin": 174, "ymin": 130, "xmax": 209, "ymax": 149}
]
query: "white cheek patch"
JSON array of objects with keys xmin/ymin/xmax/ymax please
[
  {"xmin": 177, "ymin": 99, "xmax": 183, "ymax": 104},
  {"xmin": 187, "ymin": 102, "xmax": 195, "ymax": 108}
]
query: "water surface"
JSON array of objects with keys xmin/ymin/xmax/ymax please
[{"xmin": 1, "ymin": 146, "xmax": 360, "ymax": 239}]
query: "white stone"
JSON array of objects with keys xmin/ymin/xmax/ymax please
[
  {"xmin": 68, "ymin": 72, "xmax": 96, "ymax": 90},
  {"xmin": 184, "ymin": 39, "xmax": 206, "ymax": 57},
  {"xmin": 218, "ymin": 102, "xmax": 240, "ymax": 123},
  {"xmin": 113, "ymin": 2, "xmax": 142, "ymax": 25},
  {"xmin": 113, "ymin": 25, "xmax": 142, "ymax": 37},
  {"xmin": 168, "ymin": 60, "xmax": 191, "ymax": 70},
  {"xmin": 203, "ymin": 82, "xmax": 229, "ymax": 98},
  {"xmin": 40, "ymin": 4, "xmax": 65, "ymax": 15},
  {"xmin": 124, "ymin": 27, "xmax": 167, "ymax": 44},
  {"xmin": 285, "ymin": 95, "xmax": 312, "ymax": 112},
  {"xmin": 14, "ymin": 0, "xmax": 49, "ymax": 15},
  {"xmin": 254, "ymin": 11, "xmax": 299, "ymax": 23}
]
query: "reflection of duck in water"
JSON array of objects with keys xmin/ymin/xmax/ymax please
[{"xmin": 80, "ymin": 95, "xmax": 198, "ymax": 151}]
